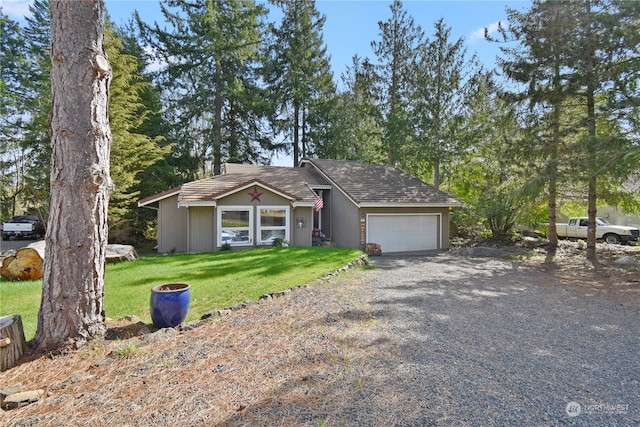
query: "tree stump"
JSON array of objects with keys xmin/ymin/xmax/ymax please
[
  {"xmin": 0, "ymin": 315, "xmax": 26, "ymax": 372},
  {"xmin": 0, "ymin": 248, "xmax": 44, "ymax": 280},
  {"xmin": 0, "ymin": 242, "xmax": 138, "ymax": 281}
]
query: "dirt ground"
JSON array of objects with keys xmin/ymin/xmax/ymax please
[{"xmin": 0, "ymin": 240, "xmax": 638, "ymax": 426}]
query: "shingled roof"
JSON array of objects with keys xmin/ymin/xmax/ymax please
[
  {"xmin": 180, "ymin": 164, "xmax": 325, "ymax": 205},
  {"xmin": 139, "ymin": 163, "xmax": 327, "ymax": 208},
  {"xmin": 139, "ymin": 159, "xmax": 462, "ymax": 208},
  {"xmin": 301, "ymin": 158, "xmax": 463, "ymax": 207}
]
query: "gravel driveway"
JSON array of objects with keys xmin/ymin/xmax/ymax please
[{"xmin": 357, "ymin": 253, "xmax": 640, "ymax": 426}]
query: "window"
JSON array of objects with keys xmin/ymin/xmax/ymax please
[
  {"xmin": 218, "ymin": 207, "xmax": 253, "ymax": 246},
  {"xmin": 258, "ymin": 207, "xmax": 289, "ymax": 244}
]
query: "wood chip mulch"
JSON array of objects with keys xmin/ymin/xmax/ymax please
[{"xmin": 0, "ymin": 271, "xmax": 400, "ymax": 426}]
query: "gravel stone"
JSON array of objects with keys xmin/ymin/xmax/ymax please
[{"xmin": 357, "ymin": 253, "xmax": 640, "ymax": 426}]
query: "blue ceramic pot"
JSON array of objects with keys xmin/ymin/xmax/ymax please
[{"xmin": 150, "ymin": 283, "xmax": 191, "ymax": 328}]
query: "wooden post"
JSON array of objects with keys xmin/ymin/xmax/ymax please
[{"xmin": 0, "ymin": 315, "xmax": 26, "ymax": 372}]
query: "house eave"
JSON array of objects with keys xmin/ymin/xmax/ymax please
[
  {"xmin": 178, "ymin": 200, "xmax": 218, "ymax": 208},
  {"xmin": 292, "ymin": 201, "xmax": 316, "ymax": 208},
  {"xmin": 138, "ymin": 188, "xmax": 182, "ymax": 208},
  {"xmin": 358, "ymin": 202, "xmax": 464, "ymax": 208}
]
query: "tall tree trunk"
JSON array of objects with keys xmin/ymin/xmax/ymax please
[
  {"xmin": 586, "ymin": 83, "xmax": 598, "ymax": 262},
  {"xmin": 584, "ymin": 0, "xmax": 597, "ymax": 263},
  {"xmin": 433, "ymin": 157, "xmax": 440, "ymax": 190},
  {"xmin": 548, "ymin": 171, "xmax": 558, "ymax": 247},
  {"xmin": 548, "ymin": 99, "xmax": 561, "ymax": 249},
  {"xmin": 293, "ymin": 100, "xmax": 300, "ymax": 166},
  {"xmin": 301, "ymin": 108, "xmax": 307, "ymax": 160},
  {"xmin": 34, "ymin": 0, "xmax": 112, "ymax": 352},
  {"xmin": 213, "ymin": 60, "xmax": 223, "ymax": 176}
]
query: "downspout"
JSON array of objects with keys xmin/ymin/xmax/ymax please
[{"xmin": 186, "ymin": 206, "xmax": 190, "ymax": 253}]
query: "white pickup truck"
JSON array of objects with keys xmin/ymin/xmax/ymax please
[
  {"xmin": 556, "ymin": 217, "xmax": 639, "ymax": 244},
  {"xmin": 1, "ymin": 215, "xmax": 46, "ymax": 241}
]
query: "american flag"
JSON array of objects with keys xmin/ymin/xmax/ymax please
[{"xmin": 315, "ymin": 197, "xmax": 324, "ymax": 211}]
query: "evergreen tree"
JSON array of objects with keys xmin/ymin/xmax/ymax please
[
  {"xmin": 449, "ymin": 75, "xmax": 527, "ymax": 240},
  {"xmin": 264, "ymin": 0, "xmax": 336, "ymax": 166},
  {"xmin": 104, "ymin": 17, "xmax": 169, "ymax": 238},
  {"xmin": 19, "ymin": 0, "xmax": 52, "ymax": 221},
  {"xmin": 571, "ymin": 0, "xmax": 639, "ymax": 260},
  {"xmin": 411, "ymin": 18, "xmax": 480, "ymax": 189},
  {"xmin": 371, "ymin": 0, "xmax": 423, "ymax": 166},
  {"xmin": 137, "ymin": 0, "xmax": 269, "ymax": 176},
  {"xmin": 491, "ymin": 0, "xmax": 579, "ymax": 248},
  {"xmin": 494, "ymin": 0, "xmax": 640, "ymax": 260},
  {"xmin": 0, "ymin": 13, "xmax": 27, "ymax": 218},
  {"xmin": 328, "ymin": 55, "xmax": 384, "ymax": 162},
  {"xmin": 35, "ymin": 0, "xmax": 111, "ymax": 353}
]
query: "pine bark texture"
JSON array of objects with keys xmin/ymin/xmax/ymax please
[{"xmin": 34, "ymin": 0, "xmax": 112, "ymax": 352}]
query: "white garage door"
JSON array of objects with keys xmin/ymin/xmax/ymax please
[{"xmin": 367, "ymin": 214, "xmax": 439, "ymax": 253}]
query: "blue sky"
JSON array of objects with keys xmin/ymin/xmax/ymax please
[{"xmin": 1, "ymin": 0, "xmax": 530, "ymax": 78}]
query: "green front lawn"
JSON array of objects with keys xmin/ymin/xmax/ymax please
[{"xmin": 0, "ymin": 246, "xmax": 363, "ymax": 341}]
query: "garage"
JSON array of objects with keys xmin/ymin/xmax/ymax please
[{"xmin": 366, "ymin": 213, "xmax": 440, "ymax": 253}]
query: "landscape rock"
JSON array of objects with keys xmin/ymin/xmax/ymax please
[
  {"xmin": 141, "ymin": 327, "xmax": 178, "ymax": 344},
  {"xmin": 614, "ymin": 256, "xmax": 637, "ymax": 266},
  {"xmin": 0, "ymin": 384, "xmax": 23, "ymax": 401},
  {"xmin": 27, "ymin": 240, "xmax": 138, "ymax": 263},
  {"xmin": 1, "ymin": 389, "xmax": 44, "ymax": 411},
  {"xmin": 51, "ymin": 372, "xmax": 87, "ymax": 391}
]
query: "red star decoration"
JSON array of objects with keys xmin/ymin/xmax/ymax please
[{"xmin": 248, "ymin": 188, "xmax": 263, "ymax": 202}]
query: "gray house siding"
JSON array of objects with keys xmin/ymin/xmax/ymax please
[
  {"xmin": 188, "ymin": 206, "xmax": 215, "ymax": 252},
  {"xmin": 292, "ymin": 206, "xmax": 313, "ymax": 247},
  {"xmin": 158, "ymin": 195, "xmax": 187, "ymax": 253},
  {"xmin": 328, "ymin": 188, "xmax": 361, "ymax": 249}
]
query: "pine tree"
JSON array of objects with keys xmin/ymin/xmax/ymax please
[
  {"xmin": 19, "ymin": 0, "xmax": 52, "ymax": 220},
  {"xmin": 412, "ymin": 18, "xmax": 480, "ymax": 189},
  {"xmin": 330, "ymin": 55, "xmax": 384, "ymax": 162},
  {"xmin": 104, "ymin": 17, "xmax": 170, "ymax": 237},
  {"xmin": 571, "ymin": 0, "xmax": 640, "ymax": 260},
  {"xmin": 35, "ymin": 0, "xmax": 111, "ymax": 352},
  {"xmin": 0, "ymin": 13, "xmax": 27, "ymax": 218},
  {"xmin": 491, "ymin": 0, "xmax": 579, "ymax": 248},
  {"xmin": 264, "ymin": 0, "xmax": 336, "ymax": 166},
  {"xmin": 449, "ymin": 74, "xmax": 527, "ymax": 240},
  {"xmin": 493, "ymin": 0, "xmax": 640, "ymax": 260},
  {"xmin": 371, "ymin": 0, "xmax": 423, "ymax": 166},
  {"xmin": 137, "ymin": 0, "xmax": 269, "ymax": 176}
]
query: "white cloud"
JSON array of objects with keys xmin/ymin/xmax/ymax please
[
  {"xmin": 469, "ymin": 21, "xmax": 501, "ymax": 44},
  {"xmin": 0, "ymin": 0, "xmax": 33, "ymax": 20}
]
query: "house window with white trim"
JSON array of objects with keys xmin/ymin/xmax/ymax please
[
  {"xmin": 258, "ymin": 206, "xmax": 289, "ymax": 244},
  {"xmin": 218, "ymin": 207, "xmax": 253, "ymax": 246}
]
